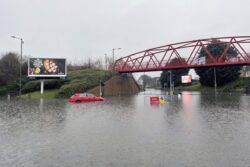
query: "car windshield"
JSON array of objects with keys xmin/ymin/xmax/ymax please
[{"xmin": 80, "ymin": 93, "xmax": 95, "ymax": 97}]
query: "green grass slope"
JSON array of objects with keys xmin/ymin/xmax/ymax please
[
  {"xmin": 57, "ymin": 69, "xmax": 111, "ymax": 98},
  {"xmin": 21, "ymin": 69, "xmax": 112, "ymax": 98}
]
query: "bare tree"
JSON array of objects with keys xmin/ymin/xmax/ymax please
[{"xmin": 93, "ymin": 58, "xmax": 103, "ymax": 69}]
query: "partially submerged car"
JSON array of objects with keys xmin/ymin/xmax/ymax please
[{"xmin": 69, "ymin": 93, "xmax": 105, "ymax": 103}]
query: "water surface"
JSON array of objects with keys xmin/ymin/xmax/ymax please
[{"xmin": 1, "ymin": 90, "xmax": 250, "ymax": 167}]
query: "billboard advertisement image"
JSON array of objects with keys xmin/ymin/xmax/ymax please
[
  {"xmin": 28, "ymin": 58, "xmax": 66, "ymax": 78},
  {"xmin": 181, "ymin": 75, "xmax": 192, "ymax": 84}
]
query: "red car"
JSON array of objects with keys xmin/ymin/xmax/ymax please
[{"xmin": 69, "ymin": 93, "xmax": 105, "ymax": 103}]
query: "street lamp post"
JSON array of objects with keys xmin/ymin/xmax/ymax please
[
  {"xmin": 112, "ymin": 48, "xmax": 121, "ymax": 64},
  {"xmin": 11, "ymin": 36, "xmax": 24, "ymax": 96},
  {"xmin": 168, "ymin": 71, "xmax": 172, "ymax": 95},
  {"xmin": 214, "ymin": 67, "xmax": 217, "ymax": 93}
]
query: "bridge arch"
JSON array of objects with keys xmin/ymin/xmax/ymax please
[{"xmin": 114, "ymin": 36, "xmax": 250, "ymax": 73}]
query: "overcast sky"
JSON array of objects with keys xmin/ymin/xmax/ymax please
[{"xmin": 0, "ymin": 0, "xmax": 249, "ymax": 77}]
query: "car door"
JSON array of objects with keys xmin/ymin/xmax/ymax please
[{"xmin": 79, "ymin": 93, "xmax": 87, "ymax": 102}]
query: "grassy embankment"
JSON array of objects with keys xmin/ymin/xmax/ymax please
[
  {"xmin": 175, "ymin": 77, "xmax": 250, "ymax": 93},
  {"xmin": 20, "ymin": 69, "xmax": 112, "ymax": 99}
]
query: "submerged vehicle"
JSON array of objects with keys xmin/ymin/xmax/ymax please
[{"xmin": 69, "ymin": 93, "xmax": 105, "ymax": 102}]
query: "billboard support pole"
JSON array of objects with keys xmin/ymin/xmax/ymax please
[{"xmin": 41, "ymin": 80, "xmax": 44, "ymax": 95}]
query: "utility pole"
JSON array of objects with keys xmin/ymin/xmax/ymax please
[{"xmin": 99, "ymin": 80, "xmax": 102, "ymax": 97}]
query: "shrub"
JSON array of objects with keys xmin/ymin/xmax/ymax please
[
  {"xmin": 0, "ymin": 87, "xmax": 7, "ymax": 95},
  {"xmin": 21, "ymin": 80, "xmax": 40, "ymax": 93}
]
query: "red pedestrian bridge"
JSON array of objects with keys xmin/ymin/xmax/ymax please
[{"xmin": 114, "ymin": 36, "xmax": 250, "ymax": 73}]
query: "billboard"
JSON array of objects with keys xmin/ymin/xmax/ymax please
[
  {"xmin": 181, "ymin": 75, "xmax": 192, "ymax": 84},
  {"xmin": 28, "ymin": 58, "xmax": 66, "ymax": 78}
]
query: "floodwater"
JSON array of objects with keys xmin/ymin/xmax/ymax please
[{"xmin": 0, "ymin": 89, "xmax": 250, "ymax": 167}]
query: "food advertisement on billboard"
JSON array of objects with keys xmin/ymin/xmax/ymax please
[
  {"xmin": 28, "ymin": 58, "xmax": 66, "ymax": 78},
  {"xmin": 181, "ymin": 75, "xmax": 192, "ymax": 84}
]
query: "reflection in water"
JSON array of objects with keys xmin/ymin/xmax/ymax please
[
  {"xmin": 1, "ymin": 91, "xmax": 250, "ymax": 167},
  {"xmin": 182, "ymin": 91, "xmax": 194, "ymax": 111}
]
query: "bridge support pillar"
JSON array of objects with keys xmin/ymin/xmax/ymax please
[{"xmin": 87, "ymin": 74, "xmax": 140, "ymax": 96}]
